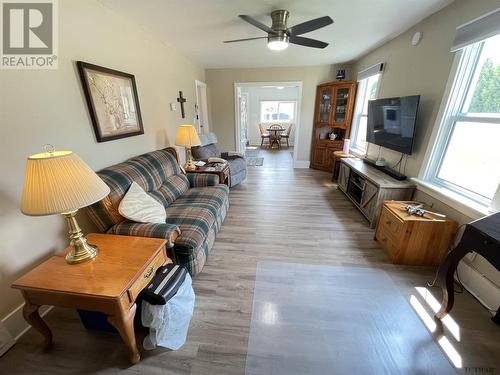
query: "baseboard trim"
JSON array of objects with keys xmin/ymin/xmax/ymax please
[
  {"xmin": 294, "ymin": 160, "xmax": 310, "ymax": 168},
  {"xmin": 1, "ymin": 303, "xmax": 53, "ymax": 340}
]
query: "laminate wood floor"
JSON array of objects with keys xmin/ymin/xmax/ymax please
[{"xmin": 1, "ymin": 148, "xmax": 498, "ymax": 374}]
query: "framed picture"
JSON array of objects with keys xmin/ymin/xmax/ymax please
[{"xmin": 77, "ymin": 61, "xmax": 144, "ymax": 142}]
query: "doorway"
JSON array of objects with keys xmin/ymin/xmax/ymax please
[
  {"xmin": 195, "ymin": 80, "xmax": 209, "ymax": 135},
  {"xmin": 234, "ymin": 81, "xmax": 303, "ymax": 168}
]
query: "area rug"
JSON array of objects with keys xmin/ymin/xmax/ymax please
[
  {"xmin": 245, "ymin": 149, "xmax": 260, "ymax": 158},
  {"xmin": 246, "ymin": 157, "xmax": 264, "ymax": 166},
  {"xmin": 245, "ymin": 262, "xmax": 455, "ymax": 375}
]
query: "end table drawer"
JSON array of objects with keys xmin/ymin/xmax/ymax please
[
  {"xmin": 127, "ymin": 249, "xmax": 167, "ymax": 303},
  {"xmin": 377, "ymin": 232, "xmax": 400, "ymax": 260},
  {"xmin": 379, "ymin": 209, "xmax": 403, "ymax": 237}
]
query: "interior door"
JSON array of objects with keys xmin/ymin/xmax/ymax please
[
  {"xmin": 238, "ymin": 91, "xmax": 249, "ymax": 153},
  {"xmin": 195, "ymin": 80, "xmax": 209, "ymax": 134}
]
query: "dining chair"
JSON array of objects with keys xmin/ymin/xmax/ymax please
[
  {"xmin": 268, "ymin": 124, "xmax": 284, "ymax": 149},
  {"xmin": 280, "ymin": 124, "xmax": 292, "ymax": 148},
  {"xmin": 258, "ymin": 123, "xmax": 270, "ymax": 148}
]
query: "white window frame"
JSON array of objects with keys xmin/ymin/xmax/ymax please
[
  {"xmin": 259, "ymin": 100, "xmax": 297, "ymax": 123},
  {"xmin": 419, "ymin": 39, "xmax": 500, "ymax": 210},
  {"xmin": 350, "ymin": 73, "xmax": 381, "ymax": 155}
]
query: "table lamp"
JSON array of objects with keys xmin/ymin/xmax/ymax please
[
  {"xmin": 20, "ymin": 146, "xmax": 110, "ymax": 264},
  {"xmin": 175, "ymin": 124, "xmax": 201, "ymax": 171}
]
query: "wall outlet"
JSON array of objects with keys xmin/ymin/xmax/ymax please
[{"xmin": 0, "ymin": 322, "xmax": 15, "ymax": 356}]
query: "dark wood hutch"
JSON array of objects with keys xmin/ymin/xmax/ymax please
[{"xmin": 310, "ymin": 80, "xmax": 357, "ymax": 172}]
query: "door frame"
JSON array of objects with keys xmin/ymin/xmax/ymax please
[
  {"xmin": 238, "ymin": 90, "xmax": 250, "ymax": 151},
  {"xmin": 195, "ymin": 80, "xmax": 209, "ymax": 134},
  {"xmin": 233, "ymin": 81, "xmax": 303, "ymax": 168}
]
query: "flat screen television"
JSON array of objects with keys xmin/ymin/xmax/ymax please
[{"xmin": 366, "ymin": 95, "xmax": 420, "ymax": 155}]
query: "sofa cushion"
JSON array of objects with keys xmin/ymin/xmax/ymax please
[
  {"xmin": 150, "ymin": 174, "xmax": 190, "ymax": 206},
  {"xmin": 191, "ymin": 143, "xmax": 220, "ymax": 160},
  {"xmin": 165, "ymin": 185, "xmax": 229, "ymax": 254}
]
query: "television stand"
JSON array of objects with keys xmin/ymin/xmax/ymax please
[
  {"xmin": 362, "ymin": 158, "xmax": 407, "ymax": 181},
  {"xmin": 337, "ymin": 158, "xmax": 415, "ymax": 227}
]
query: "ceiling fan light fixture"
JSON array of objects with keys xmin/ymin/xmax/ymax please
[{"xmin": 267, "ymin": 34, "xmax": 289, "ymax": 51}]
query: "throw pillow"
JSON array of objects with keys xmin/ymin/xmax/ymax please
[{"xmin": 118, "ymin": 182, "xmax": 166, "ymax": 224}]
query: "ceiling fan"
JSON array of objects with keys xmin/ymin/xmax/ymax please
[{"xmin": 224, "ymin": 10, "xmax": 333, "ymax": 51}]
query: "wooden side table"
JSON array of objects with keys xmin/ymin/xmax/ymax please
[
  {"xmin": 188, "ymin": 163, "xmax": 230, "ymax": 185},
  {"xmin": 375, "ymin": 201, "xmax": 457, "ymax": 266},
  {"xmin": 12, "ymin": 234, "xmax": 170, "ymax": 364}
]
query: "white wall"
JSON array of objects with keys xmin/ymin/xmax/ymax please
[
  {"xmin": 205, "ymin": 64, "xmax": 352, "ymax": 162},
  {"xmin": 240, "ymin": 86, "xmax": 299, "ymax": 146},
  {"xmin": 0, "ymin": 0, "xmax": 204, "ymax": 336}
]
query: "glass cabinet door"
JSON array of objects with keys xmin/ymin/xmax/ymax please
[
  {"xmin": 317, "ymin": 86, "xmax": 332, "ymax": 123},
  {"xmin": 333, "ymin": 87, "xmax": 350, "ymax": 124}
]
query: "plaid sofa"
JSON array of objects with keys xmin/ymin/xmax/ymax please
[{"xmin": 85, "ymin": 148, "xmax": 229, "ymax": 276}]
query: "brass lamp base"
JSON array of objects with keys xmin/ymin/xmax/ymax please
[
  {"xmin": 62, "ymin": 210, "xmax": 98, "ymax": 264},
  {"xmin": 184, "ymin": 147, "xmax": 197, "ymax": 171}
]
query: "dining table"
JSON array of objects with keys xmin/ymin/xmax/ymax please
[{"xmin": 266, "ymin": 125, "xmax": 285, "ymax": 149}]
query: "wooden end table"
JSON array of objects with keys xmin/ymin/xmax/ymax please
[
  {"xmin": 188, "ymin": 162, "xmax": 230, "ymax": 185},
  {"xmin": 12, "ymin": 233, "xmax": 170, "ymax": 364}
]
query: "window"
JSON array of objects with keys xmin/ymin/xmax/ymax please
[
  {"xmin": 260, "ymin": 101, "xmax": 296, "ymax": 122},
  {"xmin": 350, "ymin": 73, "xmax": 380, "ymax": 153},
  {"xmin": 423, "ymin": 34, "xmax": 500, "ymax": 206}
]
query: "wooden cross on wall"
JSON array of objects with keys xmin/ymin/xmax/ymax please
[{"xmin": 177, "ymin": 91, "xmax": 187, "ymax": 119}]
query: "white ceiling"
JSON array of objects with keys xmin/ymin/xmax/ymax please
[{"xmin": 99, "ymin": 0, "xmax": 453, "ymax": 69}]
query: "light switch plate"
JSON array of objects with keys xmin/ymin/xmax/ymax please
[
  {"xmin": 0, "ymin": 322, "xmax": 15, "ymax": 356},
  {"xmin": 170, "ymin": 102, "xmax": 177, "ymax": 111}
]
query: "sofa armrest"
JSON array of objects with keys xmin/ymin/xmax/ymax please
[
  {"xmin": 107, "ymin": 221, "xmax": 180, "ymax": 248},
  {"xmin": 221, "ymin": 151, "xmax": 245, "ymax": 159},
  {"xmin": 186, "ymin": 173, "xmax": 219, "ymax": 187}
]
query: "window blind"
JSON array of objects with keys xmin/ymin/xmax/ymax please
[
  {"xmin": 357, "ymin": 62, "xmax": 384, "ymax": 81},
  {"xmin": 450, "ymin": 8, "xmax": 500, "ymax": 52}
]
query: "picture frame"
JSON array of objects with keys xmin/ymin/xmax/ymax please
[{"xmin": 77, "ymin": 61, "xmax": 144, "ymax": 142}]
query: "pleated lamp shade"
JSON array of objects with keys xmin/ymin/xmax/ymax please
[
  {"xmin": 21, "ymin": 150, "xmax": 110, "ymax": 216},
  {"xmin": 174, "ymin": 125, "xmax": 201, "ymax": 147}
]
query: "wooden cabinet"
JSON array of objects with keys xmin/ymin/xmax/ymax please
[
  {"xmin": 310, "ymin": 81, "xmax": 356, "ymax": 172},
  {"xmin": 375, "ymin": 201, "xmax": 458, "ymax": 266},
  {"xmin": 316, "ymin": 85, "xmax": 333, "ymax": 124},
  {"xmin": 311, "ymin": 147, "xmax": 326, "ymax": 168}
]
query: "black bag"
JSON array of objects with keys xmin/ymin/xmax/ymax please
[{"xmin": 139, "ymin": 264, "xmax": 188, "ymax": 305}]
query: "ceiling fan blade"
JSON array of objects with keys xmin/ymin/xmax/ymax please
[
  {"xmin": 223, "ymin": 36, "xmax": 268, "ymax": 43},
  {"xmin": 239, "ymin": 15, "xmax": 274, "ymax": 34},
  {"xmin": 288, "ymin": 16, "xmax": 333, "ymax": 36},
  {"xmin": 289, "ymin": 35, "xmax": 329, "ymax": 49}
]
